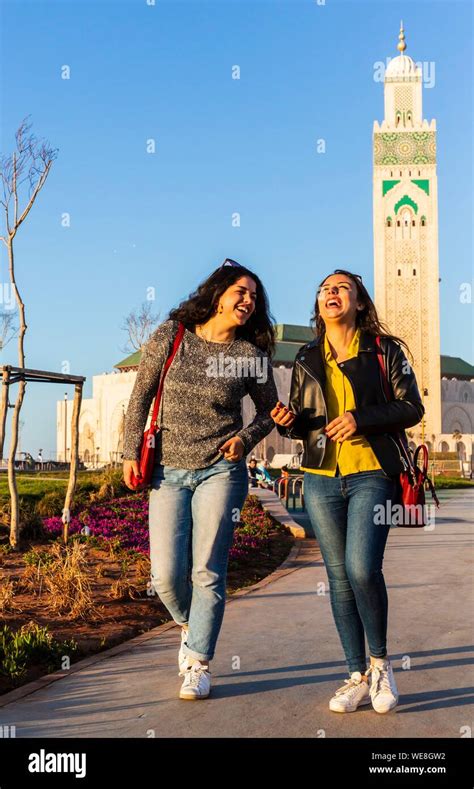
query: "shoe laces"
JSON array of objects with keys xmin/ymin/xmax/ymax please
[
  {"xmin": 185, "ymin": 663, "xmax": 209, "ymax": 687},
  {"xmin": 335, "ymin": 676, "xmax": 365, "ymax": 698},
  {"xmin": 368, "ymin": 663, "xmax": 392, "ymax": 694}
]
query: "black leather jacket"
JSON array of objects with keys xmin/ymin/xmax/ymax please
[{"xmin": 277, "ymin": 331, "xmax": 425, "ymax": 477}]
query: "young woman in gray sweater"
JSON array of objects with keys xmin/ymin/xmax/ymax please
[{"xmin": 122, "ymin": 260, "xmax": 278, "ymax": 699}]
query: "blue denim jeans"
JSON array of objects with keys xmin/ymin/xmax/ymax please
[
  {"xmin": 148, "ymin": 456, "xmax": 249, "ymax": 662},
  {"xmin": 303, "ymin": 468, "xmax": 398, "ymax": 675}
]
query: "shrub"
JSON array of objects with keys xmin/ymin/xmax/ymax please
[
  {"xmin": 21, "ymin": 542, "xmax": 104, "ymax": 621},
  {"xmin": 0, "ymin": 622, "xmax": 77, "ymax": 682}
]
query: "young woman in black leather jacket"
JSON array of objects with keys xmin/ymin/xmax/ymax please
[{"xmin": 271, "ymin": 269, "xmax": 424, "ymax": 715}]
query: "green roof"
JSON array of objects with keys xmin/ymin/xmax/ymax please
[
  {"xmin": 274, "ymin": 324, "xmax": 314, "ymax": 343},
  {"xmin": 115, "ymin": 349, "xmax": 142, "ymax": 369},
  {"xmin": 113, "ymin": 327, "xmax": 474, "ymax": 379},
  {"xmin": 440, "ymin": 355, "xmax": 474, "ymax": 380}
]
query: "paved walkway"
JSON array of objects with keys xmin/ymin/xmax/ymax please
[{"xmin": 0, "ymin": 490, "xmax": 472, "ymax": 738}]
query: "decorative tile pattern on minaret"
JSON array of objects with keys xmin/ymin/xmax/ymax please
[{"xmin": 373, "ymin": 23, "xmax": 442, "ymax": 440}]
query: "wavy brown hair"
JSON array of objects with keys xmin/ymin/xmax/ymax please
[
  {"xmin": 310, "ymin": 269, "xmax": 414, "ymax": 365},
  {"xmin": 167, "ymin": 263, "xmax": 276, "ymax": 357}
]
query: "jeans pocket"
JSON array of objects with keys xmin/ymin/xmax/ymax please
[{"xmin": 151, "ymin": 463, "xmax": 165, "ymax": 486}]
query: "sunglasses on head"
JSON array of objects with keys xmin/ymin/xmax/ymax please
[{"xmin": 220, "ymin": 258, "xmax": 244, "ymax": 269}]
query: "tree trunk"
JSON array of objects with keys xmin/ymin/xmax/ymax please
[
  {"xmin": 7, "ymin": 379, "xmax": 26, "ymax": 549},
  {"xmin": 6, "ymin": 237, "xmax": 28, "ymax": 548},
  {"xmin": 62, "ymin": 382, "xmax": 83, "ymax": 544}
]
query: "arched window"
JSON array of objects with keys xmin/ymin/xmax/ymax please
[
  {"xmin": 397, "ymin": 269, "xmax": 401, "ymax": 276},
  {"xmin": 386, "ymin": 217, "xmax": 392, "ymax": 227},
  {"xmin": 421, "ymin": 216, "xmax": 427, "ymax": 227},
  {"xmin": 413, "ymin": 269, "xmax": 416, "ymax": 275}
]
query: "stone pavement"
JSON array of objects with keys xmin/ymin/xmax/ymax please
[{"xmin": 0, "ymin": 490, "xmax": 472, "ymax": 738}]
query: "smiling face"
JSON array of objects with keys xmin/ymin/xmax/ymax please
[
  {"xmin": 217, "ymin": 275, "xmax": 257, "ymax": 326},
  {"xmin": 317, "ymin": 274, "xmax": 363, "ymax": 326}
]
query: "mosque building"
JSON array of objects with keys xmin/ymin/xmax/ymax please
[{"xmin": 57, "ymin": 26, "xmax": 473, "ymax": 474}]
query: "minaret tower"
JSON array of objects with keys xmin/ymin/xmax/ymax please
[{"xmin": 373, "ymin": 23, "xmax": 441, "ymax": 441}]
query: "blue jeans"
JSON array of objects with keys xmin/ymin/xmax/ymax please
[
  {"xmin": 303, "ymin": 468, "xmax": 398, "ymax": 675},
  {"xmin": 148, "ymin": 456, "xmax": 249, "ymax": 662}
]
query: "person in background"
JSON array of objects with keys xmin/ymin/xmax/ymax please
[
  {"xmin": 256, "ymin": 460, "xmax": 272, "ymax": 488},
  {"xmin": 247, "ymin": 457, "xmax": 260, "ymax": 488}
]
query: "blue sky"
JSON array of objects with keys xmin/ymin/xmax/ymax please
[{"xmin": 0, "ymin": 0, "xmax": 472, "ymax": 459}]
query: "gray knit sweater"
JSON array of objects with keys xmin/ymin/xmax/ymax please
[{"xmin": 122, "ymin": 319, "xmax": 278, "ymax": 469}]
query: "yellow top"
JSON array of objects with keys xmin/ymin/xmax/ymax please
[{"xmin": 300, "ymin": 327, "xmax": 382, "ymax": 476}]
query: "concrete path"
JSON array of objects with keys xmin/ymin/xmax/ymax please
[{"xmin": 0, "ymin": 490, "xmax": 472, "ymax": 738}]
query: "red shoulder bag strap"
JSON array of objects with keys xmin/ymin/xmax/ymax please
[{"xmin": 149, "ymin": 322, "xmax": 186, "ymax": 431}]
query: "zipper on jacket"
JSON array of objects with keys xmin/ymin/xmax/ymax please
[
  {"xmin": 296, "ymin": 358, "xmax": 328, "ymax": 424},
  {"xmin": 386, "ymin": 432, "xmax": 409, "ymax": 471}
]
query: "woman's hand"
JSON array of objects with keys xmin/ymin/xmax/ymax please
[
  {"xmin": 325, "ymin": 412, "xmax": 357, "ymax": 443},
  {"xmin": 219, "ymin": 436, "xmax": 245, "ymax": 461},
  {"xmin": 123, "ymin": 460, "xmax": 142, "ymax": 490},
  {"xmin": 270, "ymin": 401, "xmax": 296, "ymax": 428}
]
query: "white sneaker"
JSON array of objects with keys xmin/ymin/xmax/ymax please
[
  {"xmin": 329, "ymin": 671, "xmax": 371, "ymax": 713},
  {"xmin": 178, "ymin": 628, "xmax": 192, "ymax": 676},
  {"xmin": 179, "ymin": 662, "xmax": 211, "ymax": 700},
  {"xmin": 368, "ymin": 658, "xmax": 398, "ymax": 713}
]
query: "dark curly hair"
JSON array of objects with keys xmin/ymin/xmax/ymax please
[
  {"xmin": 167, "ymin": 263, "xmax": 276, "ymax": 357},
  {"xmin": 310, "ymin": 269, "xmax": 414, "ymax": 365}
]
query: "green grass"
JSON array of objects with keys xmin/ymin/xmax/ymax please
[
  {"xmin": 0, "ymin": 470, "xmax": 108, "ymax": 500},
  {"xmin": 432, "ymin": 477, "xmax": 473, "ymax": 489}
]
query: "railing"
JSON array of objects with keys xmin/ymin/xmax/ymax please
[
  {"xmin": 272, "ymin": 475, "xmax": 305, "ymax": 510},
  {"xmin": 0, "ymin": 460, "xmax": 85, "ymax": 473}
]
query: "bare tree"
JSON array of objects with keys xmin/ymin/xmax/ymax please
[
  {"xmin": 0, "ymin": 116, "xmax": 58, "ymax": 548},
  {"xmin": 120, "ymin": 300, "xmax": 160, "ymax": 354},
  {"xmin": 0, "ymin": 311, "xmax": 18, "ymax": 351}
]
